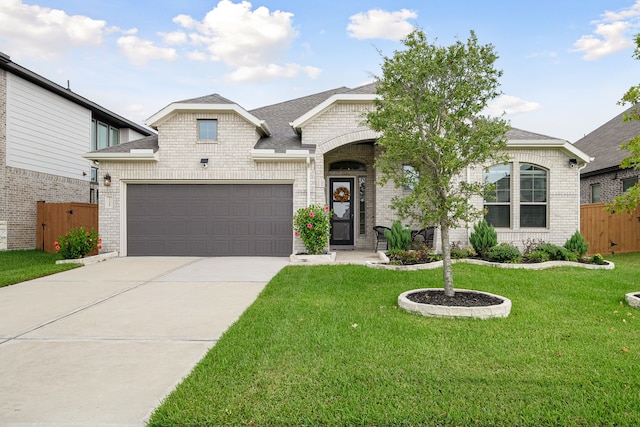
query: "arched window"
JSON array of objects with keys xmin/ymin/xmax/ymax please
[
  {"xmin": 329, "ymin": 161, "xmax": 366, "ymax": 171},
  {"xmin": 483, "ymin": 164, "xmax": 511, "ymax": 228},
  {"xmin": 520, "ymin": 164, "xmax": 547, "ymax": 228}
]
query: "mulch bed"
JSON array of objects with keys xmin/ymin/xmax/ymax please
[{"xmin": 406, "ymin": 289, "xmax": 505, "ymax": 307}]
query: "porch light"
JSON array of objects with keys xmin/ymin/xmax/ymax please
[
  {"xmin": 104, "ymin": 173, "xmax": 111, "ymax": 186},
  {"xmin": 568, "ymin": 159, "xmax": 577, "ymax": 168}
]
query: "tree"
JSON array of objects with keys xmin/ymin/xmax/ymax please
[
  {"xmin": 609, "ymin": 33, "xmax": 640, "ymax": 214},
  {"xmin": 367, "ymin": 29, "xmax": 510, "ymax": 297}
]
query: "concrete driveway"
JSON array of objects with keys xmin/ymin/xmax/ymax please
[{"xmin": 0, "ymin": 256, "xmax": 289, "ymax": 427}]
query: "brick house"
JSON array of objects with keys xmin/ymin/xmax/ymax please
[
  {"xmin": 85, "ymin": 84, "xmax": 590, "ymax": 257},
  {"xmin": 573, "ymin": 104, "xmax": 640, "ymax": 204},
  {"xmin": 0, "ymin": 52, "xmax": 153, "ymax": 250}
]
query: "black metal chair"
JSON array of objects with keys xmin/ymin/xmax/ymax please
[
  {"xmin": 373, "ymin": 226, "xmax": 391, "ymax": 252},
  {"xmin": 411, "ymin": 227, "xmax": 435, "ymax": 248}
]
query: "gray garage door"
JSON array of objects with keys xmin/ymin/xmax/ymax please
[{"xmin": 127, "ymin": 184, "xmax": 293, "ymax": 256}]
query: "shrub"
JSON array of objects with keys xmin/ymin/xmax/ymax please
[
  {"xmin": 526, "ymin": 250, "xmax": 550, "ymax": 263},
  {"xmin": 293, "ymin": 205, "xmax": 331, "ymax": 255},
  {"xmin": 522, "ymin": 238, "xmax": 546, "ymax": 256},
  {"xmin": 384, "ymin": 221, "xmax": 412, "ymax": 251},
  {"xmin": 536, "ymin": 243, "xmax": 574, "ymax": 261},
  {"xmin": 564, "ymin": 231, "xmax": 589, "ymax": 258},
  {"xmin": 451, "ymin": 242, "xmax": 476, "ymax": 259},
  {"xmin": 469, "ymin": 219, "xmax": 497, "ymax": 257},
  {"xmin": 591, "ymin": 253, "xmax": 606, "ymax": 265},
  {"xmin": 386, "ymin": 247, "xmax": 438, "ymax": 265},
  {"xmin": 55, "ymin": 227, "xmax": 101, "ymax": 259},
  {"xmin": 486, "ymin": 243, "xmax": 522, "ymax": 263}
]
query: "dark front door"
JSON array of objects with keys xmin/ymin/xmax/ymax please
[{"xmin": 329, "ymin": 178, "xmax": 354, "ymax": 246}]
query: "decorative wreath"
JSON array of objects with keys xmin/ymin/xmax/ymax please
[{"xmin": 333, "ymin": 186, "xmax": 350, "ymax": 202}]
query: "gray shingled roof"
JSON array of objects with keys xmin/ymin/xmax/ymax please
[
  {"xmin": 176, "ymin": 93, "xmax": 237, "ymax": 104},
  {"xmin": 250, "ymin": 87, "xmax": 352, "ymax": 152},
  {"xmin": 94, "ymin": 134, "xmax": 159, "ymax": 153},
  {"xmin": 506, "ymin": 128, "xmax": 560, "ymax": 140},
  {"xmin": 573, "ymin": 104, "xmax": 640, "ymax": 176}
]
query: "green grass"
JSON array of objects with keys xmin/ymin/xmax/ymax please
[
  {"xmin": 0, "ymin": 249, "xmax": 80, "ymax": 288},
  {"xmin": 149, "ymin": 253, "xmax": 640, "ymax": 426}
]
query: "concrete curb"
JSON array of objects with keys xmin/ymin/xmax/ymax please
[{"xmin": 55, "ymin": 251, "xmax": 119, "ymax": 266}]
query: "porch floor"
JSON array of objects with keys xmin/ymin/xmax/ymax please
[{"xmin": 333, "ymin": 249, "xmax": 382, "ymax": 265}]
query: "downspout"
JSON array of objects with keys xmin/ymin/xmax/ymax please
[
  {"xmin": 306, "ymin": 155, "xmax": 311, "ymax": 207},
  {"xmin": 577, "ymin": 161, "xmax": 590, "ymax": 229}
]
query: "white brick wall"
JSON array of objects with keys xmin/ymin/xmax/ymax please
[{"xmin": 98, "ymin": 100, "xmax": 583, "ymax": 255}]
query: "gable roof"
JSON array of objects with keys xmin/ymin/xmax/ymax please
[
  {"xmin": 0, "ymin": 52, "xmax": 152, "ymax": 137},
  {"xmin": 146, "ymin": 93, "xmax": 271, "ymax": 135},
  {"xmin": 573, "ymin": 104, "xmax": 640, "ymax": 176}
]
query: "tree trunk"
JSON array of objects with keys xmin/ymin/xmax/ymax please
[{"xmin": 440, "ymin": 220, "xmax": 454, "ymax": 297}]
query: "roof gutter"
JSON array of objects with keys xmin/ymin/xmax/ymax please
[
  {"xmin": 82, "ymin": 149, "xmax": 158, "ymax": 162},
  {"xmin": 251, "ymin": 149, "xmax": 314, "ymax": 162}
]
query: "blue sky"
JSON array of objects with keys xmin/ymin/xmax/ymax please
[{"xmin": 1, "ymin": 0, "xmax": 640, "ymax": 142}]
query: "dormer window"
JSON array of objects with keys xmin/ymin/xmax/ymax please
[{"xmin": 198, "ymin": 119, "xmax": 218, "ymax": 141}]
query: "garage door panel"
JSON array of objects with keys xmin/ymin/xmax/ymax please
[{"xmin": 127, "ymin": 184, "xmax": 292, "ymax": 256}]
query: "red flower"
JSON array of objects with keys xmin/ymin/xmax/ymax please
[
  {"xmin": 324, "ymin": 206, "xmax": 329, "ymax": 211},
  {"xmin": 98, "ymin": 237, "xmax": 102, "ymax": 243},
  {"xmin": 294, "ymin": 231, "xmax": 299, "ymax": 237},
  {"xmin": 55, "ymin": 245, "xmax": 60, "ymax": 251},
  {"xmin": 307, "ymin": 223, "xmax": 313, "ymax": 229},
  {"xmin": 97, "ymin": 244, "xmax": 102, "ymax": 250},
  {"xmin": 309, "ymin": 211, "xmax": 315, "ymax": 217}
]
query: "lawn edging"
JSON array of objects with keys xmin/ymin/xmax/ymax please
[
  {"xmin": 398, "ymin": 288, "xmax": 512, "ymax": 319},
  {"xmin": 368, "ymin": 251, "xmax": 614, "ymax": 270},
  {"xmin": 55, "ymin": 251, "xmax": 118, "ymax": 266}
]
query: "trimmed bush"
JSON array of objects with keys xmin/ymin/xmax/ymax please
[
  {"xmin": 55, "ymin": 227, "xmax": 101, "ymax": 259},
  {"xmin": 385, "ymin": 221, "xmax": 412, "ymax": 251},
  {"xmin": 536, "ymin": 243, "xmax": 575, "ymax": 261},
  {"xmin": 469, "ymin": 219, "xmax": 498, "ymax": 257},
  {"xmin": 591, "ymin": 253, "xmax": 606, "ymax": 265},
  {"xmin": 527, "ymin": 250, "xmax": 550, "ymax": 263},
  {"xmin": 486, "ymin": 243, "xmax": 522, "ymax": 263},
  {"xmin": 451, "ymin": 243, "xmax": 476, "ymax": 259},
  {"xmin": 386, "ymin": 247, "xmax": 439, "ymax": 265},
  {"xmin": 564, "ymin": 231, "xmax": 589, "ymax": 258}
]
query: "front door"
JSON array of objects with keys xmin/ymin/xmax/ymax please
[{"xmin": 329, "ymin": 178, "xmax": 354, "ymax": 246}]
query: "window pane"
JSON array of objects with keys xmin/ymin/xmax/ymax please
[
  {"xmin": 591, "ymin": 184, "xmax": 601, "ymax": 203},
  {"xmin": 485, "ymin": 205, "xmax": 510, "ymax": 228},
  {"xmin": 91, "ymin": 120, "xmax": 96, "ymax": 150},
  {"xmin": 403, "ymin": 165, "xmax": 418, "ymax": 190},
  {"xmin": 198, "ymin": 120, "xmax": 218, "ymax": 140},
  {"xmin": 622, "ymin": 176, "xmax": 638, "ymax": 193},
  {"xmin": 484, "ymin": 164, "xmax": 511, "ymax": 202},
  {"xmin": 110, "ymin": 127, "xmax": 119, "ymax": 146},
  {"xmin": 97, "ymin": 122, "xmax": 108, "ymax": 150},
  {"xmin": 520, "ymin": 205, "xmax": 547, "ymax": 228}
]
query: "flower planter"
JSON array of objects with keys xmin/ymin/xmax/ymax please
[
  {"xmin": 289, "ymin": 252, "xmax": 337, "ymax": 264},
  {"xmin": 56, "ymin": 251, "xmax": 118, "ymax": 266},
  {"xmin": 625, "ymin": 292, "xmax": 640, "ymax": 308},
  {"xmin": 398, "ymin": 288, "xmax": 512, "ymax": 319}
]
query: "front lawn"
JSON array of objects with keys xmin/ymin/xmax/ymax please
[
  {"xmin": 149, "ymin": 253, "xmax": 640, "ymax": 426},
  {"xmin": 0, "ymin": 250, "xmax": 80, "ymax": 288}
]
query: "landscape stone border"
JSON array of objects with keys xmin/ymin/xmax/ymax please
[
  {"xmin": 368, "ymin": 251, "xmax": 614, "ymax": 270},
  {"xmin": 626, "ymin": 292, "xmax": 640, "ymax": 308},
  {"xmin": 398, "ymin": 288, "xmax": 512, "ymax": 319},
  {"xmin": 55, "ymin": 251, "xmax": 119, "ymax": 265},
  {"xmin": 289, "ymin": 252, "xmax": 337, "ymax": 264}
]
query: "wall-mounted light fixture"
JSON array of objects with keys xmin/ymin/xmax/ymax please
[
  {"xmin": 568, "ymin": 158, "xmax": 577, "ymax": 168},
  {"xmin": 104, "ymin": 173, "xmax": 111, "ymax": 186},
  {"xmin": 200, "ymin": 158, "xmax": 209, "ymax": 168}
]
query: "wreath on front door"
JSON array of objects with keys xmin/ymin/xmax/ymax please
[{"xmin": 333, "ymin": 186, "xmax": 350, "ymax": 202}]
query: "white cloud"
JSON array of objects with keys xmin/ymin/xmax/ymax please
[
  {"xmin": 572, "ymin": 2, "xmax": 640, "ymax": 60},
  {"xmin": 484, "ymin": 95, "xmax": 541, "ymax": 117},
  {"xmin": 227, "ymin": 63, "xmax": 321, "ymax": 82},
  {"xmin": 347, "ymin": 8, "xmax": 417, "ymax": 40},
  {"xmin": 0, "ymin": 0, "xmax": 106, "ymax": 60},
  {"xmin": 117, "ymin": 36, "xmax": 179, "ymax": 66},
  {"xmin": 159, "ymin": 30, "xmax": 188, "ymax": 45}
]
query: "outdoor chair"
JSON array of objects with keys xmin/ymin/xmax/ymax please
[
  {"xmin": 411, "ymin": 227, "xmax": 435, "ymax": 248},
  {"xmin": 373, "ymin": 226, "xmax": 391, "ymax": 252}
]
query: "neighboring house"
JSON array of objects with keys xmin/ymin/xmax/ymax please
[
  {"xmin": 573, "ymin": 104, "xmax": 640, "ymax": 204},
  {"xmin": 0, "ymin": 52, "xmax": 153, "ymax": 250},
  {"xmin": 85, "ymin": 84, "xmax": 590, "ymax": 257}
]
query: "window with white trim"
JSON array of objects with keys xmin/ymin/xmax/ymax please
[
  {"xmin": 92, "ymin": 119, "xmax": 119, "ymax": 151},
  {"xmin": 198, "ymin": 119, "xmax": 218, "ymax": 140},
  {"xmin": 520, "ymin": 164, "xmax": 547, "ymax": 228},
  {"xmin": 483, "ymin": 164, "xmax": 511, "ymax": 228}
]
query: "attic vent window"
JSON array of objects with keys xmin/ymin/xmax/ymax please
[
  {"xmin": 329, "ymin": 161, "xmax": 366, "ymax": 171},
  {"xmin": 198, "ymin": 119, "xmax": 218, "ymax": 141}
]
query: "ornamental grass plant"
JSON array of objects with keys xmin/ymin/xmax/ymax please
[{"xmin": 149, "ymin": 252, "xmax": 640, "ymax": 426}]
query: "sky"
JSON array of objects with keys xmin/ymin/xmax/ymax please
[{"xmin": 1, "ymin": 0, "xmax": 640, "ymax": 143}]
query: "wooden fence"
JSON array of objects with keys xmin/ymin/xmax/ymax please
[
  {"xmin": 580, "ymin": 203, "xmax": 640, "ymax": 255},
  {"xmin": 36, "ymin": 201, "xmax": 99, "ymax": 254}
]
